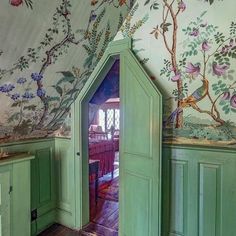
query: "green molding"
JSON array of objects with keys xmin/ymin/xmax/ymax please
[
  {"xmin": 163, "ymin": 143, "xmax": 236, "ymax": 153},
  {"xmin": 0, "ymin": 137, "xmax": 55, "ymax": 148}
]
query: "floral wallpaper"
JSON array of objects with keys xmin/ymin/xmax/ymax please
[
  {"xmin": 0, "ymin": 0, "xmax": 133, "ymax": 142},
  {"xmin": 115, "ymin": 0, "xmax": 236, "ymax": 146}
]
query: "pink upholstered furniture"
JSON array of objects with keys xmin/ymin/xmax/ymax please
[{"xmin": 89, "ymin": 140, "xmax": 115, "ymax": 178}]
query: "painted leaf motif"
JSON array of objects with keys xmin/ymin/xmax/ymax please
[
  {"xmin": 209, "ymin": 0, "xmax": 214, "ymax": 5},
  {"xmin": 13, "ymin": 119, "xmax": 32, "ymax": 135},
  {"xmin": 23, "ymin": 105, "xmax": 37, "ymax": 111},
  {"xmin": 57, "ymin": 76, "xmax": 76, "ymax": 85},
  {"xmin": 58, "ymin": 71, "xmax": 74, "ymax": 77},
  {"xmin": 160, "ymin": 23, "xmax": 172, "ymax": 32},
  {"xmin": 144, "ymin": 0, "xmax": 150, "ymax": 5},
  {"xmin": 151, "ymin": 2, "xmax": 159, "ymax": 10},
  {"xmin": 50, "ymin": 107, "xmax": 60, "ymax": 114},
  {"xmin": 52, "ymin": 85, "xmax": 63, "ymax": 97},
  {"xmin": 46, "ymin": 97, "xmax": 60, "ymax": 102},
  {"xmin": 8, "ymin": 112, "xmax": 21, "ymax": 122},
  {"xmin": 61, "ymin": 97, "xmax": 74, "ymax": 106},
  {"xmin": 150, "ymin": 26, "xmax": 159, "ymax": 39}
]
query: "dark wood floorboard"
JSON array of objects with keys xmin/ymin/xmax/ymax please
[
  {"xmin": 89, "ymin": 167, "xmax": 119, "ymax": 231},
  {"xmin": 39, "ymin": 164, "xmax": 119, "ymax": 236},
  {"xmin": 38, "ymin": 224, "xmax": 80, "ymax": 236}
]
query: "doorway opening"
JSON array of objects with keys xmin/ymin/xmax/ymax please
[{"xmin": 82, "ymin": 59, "xmax": 120, "ymax": 235}]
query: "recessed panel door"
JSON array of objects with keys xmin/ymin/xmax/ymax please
[{"xmin": 120, "ymin": 50, "xmax": 162, "ymax": 236}]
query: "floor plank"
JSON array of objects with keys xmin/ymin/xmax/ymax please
[
  {"xmin": 89, "ymin": 171, "xmax": 119, "ymax": 231},
  {"xmin": 39, "ymin": 168, "xmax": 119, "ymax": 236}
]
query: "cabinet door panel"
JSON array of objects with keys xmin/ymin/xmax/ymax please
[{"xmin": 0, "ymin": 170, "xmax": 11, "ymax": 236}]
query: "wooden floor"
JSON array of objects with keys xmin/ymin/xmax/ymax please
[
  {"xmin": 39, "ymin": 169, "xmax": 119, "ymax": 236},
  {"xmin": 38, "ymin": 223, "xmax": 118, "ymax": 236},
  {"xmin": 90, "ymin": 169, "xmax": 119, "ymax": 231}
]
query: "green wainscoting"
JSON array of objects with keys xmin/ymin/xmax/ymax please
[
  {"xmin": 54, "ymin": 137, "xmax": 75, "ymax": 228},
  {"xmin": 1, "ymin": 137, "xmax": 236, "ymax": 236},
  {"xmin": 0, "ymin": 166, "xmax": 11, "ymax": 236},
  {"xmin": 162, "ymin": 144, "xmax": 236, "ymax": 236},
  {"xmin": 0, "ymin": 139, "xmax": 56, "ymax": 235}
]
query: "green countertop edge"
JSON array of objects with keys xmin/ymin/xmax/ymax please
[{"xmin": 0, "ymin": 153, "xmax": 35, "ymax": 166}]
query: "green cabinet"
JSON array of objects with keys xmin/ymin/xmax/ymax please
[
  {"xmin": 0, "ymin": 154, "xmax": 34, "ymax": 236},
  {"xmin": 0, "ymin": 168, "xmax": 11, "ymax": 236},
  {"xmin": 0, "ymin": 139, "xmax": 56, "ymax": 235}
]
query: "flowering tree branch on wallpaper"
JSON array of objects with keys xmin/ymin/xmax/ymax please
[
  {"xmin": 149, "ymin": 0, "xmax": 236, "ymax": 133},
  {"xmin": 0, "ymin": 0, "xmax": 131, "ymax": 141}
]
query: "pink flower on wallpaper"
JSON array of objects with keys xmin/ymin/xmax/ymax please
[
  {"xmin": 171, "ymin": 73, "xmax": 181, "ymax": 82},
  {"xmin": 186, "ymin": 62, "xmax": 200, "ymax": 77},
  {"xmin": 178, "ymin": 1, "xmax": 186, "ymax": 12},
  {"xmin": 221, "ymin": 91, "xmax": 230, "ymax": 100},
  {"xmin": 202, "ymin": 40, "xmax": 211, "ymax": 51},
  {"xmin": 212, "ymin": 62, "xmax": 228, "ymax": 76},
  {"xmin": 10, "ymin": 0, "xmax": 23, "ymax": 6},
  {"xmin": 189, "ymin": 28, "xmax": 199, "ymax": 37},
  {"xmin": 230, "ymin": 94, "xmax": 236, "ymax": 108}
]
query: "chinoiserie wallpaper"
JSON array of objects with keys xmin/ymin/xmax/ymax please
[
  {"xmin": 0, "ymin": 0, "xmax": 133, "ymax": 142},
  {"xmin": 115, "ymin": 0, "xmax": 236, "ymax": 146}
]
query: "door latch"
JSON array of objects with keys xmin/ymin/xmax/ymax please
[{"xmin": 8, "ymin": 186, "xmax": 13, "ymax": 194}]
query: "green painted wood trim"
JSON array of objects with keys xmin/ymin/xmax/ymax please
[
  {"xmin": 54, "ymin": 135, "xmax": 75, "ymax": 229},
  {"xmin": 0, "ymin": 138, "xmax": 55, "ymax": 148},
  {"xmin": 0, "ymin": 153, "xmax": 34, "ymax": 166},
  {"xmin": 73, "ymin": 38, "xmax": 132, "ymax": 229},
  {"xmin": 163, "ymin": 143, "xmax": 236, "ymax": 153}
]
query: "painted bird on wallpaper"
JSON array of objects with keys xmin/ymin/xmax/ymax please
[{"xmin": 164, "ymin": 78, "xmax": 209, "ymax": 127}]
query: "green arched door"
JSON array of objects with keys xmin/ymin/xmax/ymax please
[
  {"xmin": 75, "ymin": 39, "xmax": 162, "ymax": 236},
  {"xmin": 119, "ymin": 49, "xmax": 162, "ymax": 236}
]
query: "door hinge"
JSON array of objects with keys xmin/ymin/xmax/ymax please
[
  {"xmin": 8, "ymin": 186, "xmax": 13, "ymax": 194},
  {"xmin": 31, "ymin": 209, "xmax": 38, "ymax": 221}
]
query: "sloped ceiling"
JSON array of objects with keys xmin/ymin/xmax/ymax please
[{"xmin": 0, "ymin": 0, "xmax": 133, "ymax": 142}]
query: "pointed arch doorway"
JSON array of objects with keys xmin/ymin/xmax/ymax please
[{"xmin": 74, "ymin": 38, "xmax": 162, "ymax": 236}]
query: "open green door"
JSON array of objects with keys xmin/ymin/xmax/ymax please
[{"xmin": 119, "ymin": 49, "xmax": 162, "ymax": 236}]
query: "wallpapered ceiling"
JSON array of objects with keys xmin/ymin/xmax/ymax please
[
  {"xmin": 115, "ymin": 0, "xmax": 236, "ymax": 146},
  {"xmin": 0, "ymin": 0, "xmax": 133, "ymax": 142}
]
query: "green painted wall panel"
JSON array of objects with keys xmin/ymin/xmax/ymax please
[
  {"xmin": 54, "ymin": 137, "xmax": 75, "ymax": 228},
  {"xmin": 170, "ymin": 160, "xmax": 188, "ymax": 236},
  {"xmin": 162, "ymin": 145, "xmax": 236, "ymax": 236},
  {"xmin": 199, "ymin": 163, "xmax": 219, "ymax": 236},
  {"xmin": 0, "ymin": 169, "xmax": 11, "ymax": 236},
  {"xmin": 37, "ymin": 148, "xmax": 52, "ymax": 204}
]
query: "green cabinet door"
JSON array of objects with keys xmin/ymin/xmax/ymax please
[
  {"xmin": 0, "ymin": 169, "xmax": 11, "ymax": 236},
  {"xmin": 120, "ymin": 50, "xmax": 162, "ymax": 236}
]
